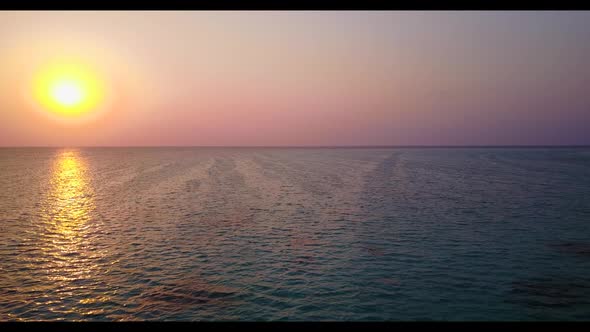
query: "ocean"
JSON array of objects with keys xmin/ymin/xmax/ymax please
[{"xmin": 0, "ymin": 147, "xmax": 589, "ymax": 321}]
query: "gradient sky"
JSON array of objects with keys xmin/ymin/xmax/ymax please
[{"xmin": 1, "ymin": 11, "xmax": 589, "ymax": 146}]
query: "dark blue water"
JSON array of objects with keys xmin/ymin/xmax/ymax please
[{"xmin": 0, "ymin": 147, "xmax": 589, "ymax": 320}]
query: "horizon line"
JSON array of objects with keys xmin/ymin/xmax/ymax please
[{"xmin": 1, "ymin": 144, "xmax": 590, "ymax": 149}]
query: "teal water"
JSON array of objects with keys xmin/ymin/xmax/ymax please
[{"xmin": 0, "ymin": 147, "xmax": 589, "ymax": 320}]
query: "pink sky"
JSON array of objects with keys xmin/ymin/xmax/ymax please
[{"xmin": 1, "ymin": 11, "xmax": 589, "ymax": 146}]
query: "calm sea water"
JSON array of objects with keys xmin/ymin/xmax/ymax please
[{"xmin": 1, "ymin": 147, "xmax": 589, "ymax": 321}]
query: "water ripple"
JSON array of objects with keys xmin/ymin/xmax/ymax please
[{"xmin": 1, "ymin": 147, "xmax": 589, "ymax": 320}]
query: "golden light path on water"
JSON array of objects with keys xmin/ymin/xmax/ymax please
[{"xmin": 36, "ymin": 150, "xmax": 111, "ymax": 318}]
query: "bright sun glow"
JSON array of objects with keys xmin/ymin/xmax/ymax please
[
  {"xmin": 32, "ymin": 61, "xmax": 105, "ymax": 118},
  {"xmin": 51, "ymin": 81, "xmax": 84, "ymax": 107}
]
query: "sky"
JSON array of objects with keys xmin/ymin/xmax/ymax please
[{"xmin": 0, "ymin": 11, "xmax": 589, "ymax": 146}]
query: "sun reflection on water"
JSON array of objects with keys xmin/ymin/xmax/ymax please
[
  {"xmin": 36, "ymin": 150, "xmax": 112, "ymax": 317},
  {"xmin": 45, "ymin": 151, "xmax": 94, "ymax": 238}
]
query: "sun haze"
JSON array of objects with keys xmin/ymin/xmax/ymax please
[{"xmin": 32, "ymin": 61, "xmax": 105, "ymax": 119}]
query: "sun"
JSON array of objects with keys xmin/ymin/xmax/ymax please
[
  {"xmin": 51, "ymin": 80, "xmax": 84, "ymax": 107},
  {"xmin": 32, "ymin": 61, "xmax": 105, "ymax": 118}
]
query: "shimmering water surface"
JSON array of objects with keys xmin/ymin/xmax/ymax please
[{"xmin": 1, "ymin": 147, "xmax": 589, "ymax": 321}]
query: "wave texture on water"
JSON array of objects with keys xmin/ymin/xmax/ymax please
[{"xmin": 0, "ymin": 147, "xmax": 589, "ymax": 320}]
